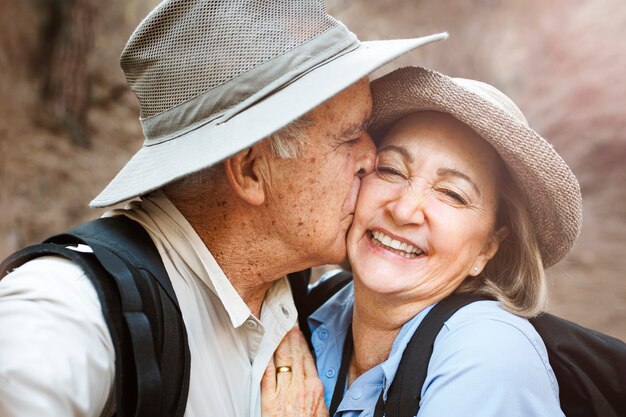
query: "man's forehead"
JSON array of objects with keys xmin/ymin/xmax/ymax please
[{"xmin": 306, "ymin": 79, "xmax": 372, "ymax": 138}]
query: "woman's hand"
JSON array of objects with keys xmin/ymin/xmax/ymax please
[{"xmin": 262, "ymin": 326, "xmax": 329, "ymax": 417}]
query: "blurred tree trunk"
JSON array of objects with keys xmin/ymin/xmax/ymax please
[{"xmin": 39, "ymin": 0, "xmax": 94, "ymax": 148}]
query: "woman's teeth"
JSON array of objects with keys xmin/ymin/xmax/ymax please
[{"xmin": 370, "ymin": 230, "xmax": 423, "ymax": 258}]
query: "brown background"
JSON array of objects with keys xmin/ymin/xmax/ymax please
[{"xmin": 1, "ymin": 0, "xmax": 624, "ymax": 340}]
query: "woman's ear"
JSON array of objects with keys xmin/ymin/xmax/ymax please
[
  {"xmin": 224, "ymin": 144, "xmax": 267, "ymax": 206},
  {"xmin": 470, "ymin": 225, "xmax": 509, "ymax": 276}
]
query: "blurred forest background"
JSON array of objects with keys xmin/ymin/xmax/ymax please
[{"xmin": 0, "ymin": 0, "xmax": 624, "ymax": 340}]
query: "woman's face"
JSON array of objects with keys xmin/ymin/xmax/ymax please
[{"xmin": 347, "ymin": 111, "xmax": 506, "ymax": 303}]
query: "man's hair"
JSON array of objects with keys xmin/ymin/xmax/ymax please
[
  {"xmin": 166, "ymin": 114, "xmax": 315, "ymax": 190},
  {"xmin": 456, "ymin": 164, "xmax": 547, "ymax": 318},
  {"xmin": 268, "ymin": 114, "xmax": 314, "ymax": 158}
]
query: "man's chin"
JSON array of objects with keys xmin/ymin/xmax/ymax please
[
  {"xmin": 320, "ymin": 239, "xmax": 348, "ymax": 267},
  {"xmin": 341, "ymin": 213, "xmax": 355, "ymax": 227}
]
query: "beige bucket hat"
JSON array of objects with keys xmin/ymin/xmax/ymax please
[
  {"xmin": 369, "ymin": 66, "xmax": 582, "ymax": 267},
  {"xmin": 90, "ymin": 0, "xmax": 447, "ymax": 207}
]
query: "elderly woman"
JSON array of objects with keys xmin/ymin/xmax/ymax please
[{"xmin": 262, "ymin": 66, "xmax": 582, "ymax": 417}]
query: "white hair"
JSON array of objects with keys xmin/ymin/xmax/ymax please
[
  {"xmin": 267, "ymin": 114, "xmax": 314, "ymax": 158},
  {"xmin": 166, "ymin": 115, "xmax": 315, "ymax": 189}
]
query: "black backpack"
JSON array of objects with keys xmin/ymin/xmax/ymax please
[
  {"xmin": 0, "ymin": 216, "xmax": 190, "ymax": 417},
  {"xmin": 289, "ymin": 271, "xmax": 626, "ymax": 417}
]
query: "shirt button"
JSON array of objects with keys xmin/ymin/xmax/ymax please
[
  {"xmin": 325, "ymin": 368, "xmax": 336, "ymax": 378},
  {"xmin": 318, "ymin": 328, "xmax": 328, "ymax": 340},
  {"xmin": 351, "ymin": 388, "xmax": 362, "ymax": 400},
  {"xmin": 280, "ymin": 304, "xmax": 290, "ymax": 318},
  {"xmin": 245, "ymin": 319, "xmax": 258, "ymax": 330}
]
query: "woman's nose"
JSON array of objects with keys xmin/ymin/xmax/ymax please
[{"xmin": 387, "ymin": 186, "xmax": 426, "ymax": 226}]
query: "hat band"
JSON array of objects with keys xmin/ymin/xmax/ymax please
[{"xmin": 141, "ymin": 24, "xmax": 359, "ymax": 145}]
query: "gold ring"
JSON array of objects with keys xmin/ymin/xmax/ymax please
[{"xmin": 276, "ymin": 366, "xmax": 292, "ymax": 373}]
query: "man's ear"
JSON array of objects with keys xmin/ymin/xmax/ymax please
[{"xmin": 224, "ymin": 144, "xmax": 267, "ymax": 206}]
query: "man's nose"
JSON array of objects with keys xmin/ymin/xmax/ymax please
[{"xmin": 356, "ymin": 131, "xmax": 376, "ymax": 177}]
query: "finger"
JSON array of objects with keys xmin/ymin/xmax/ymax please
[
  {"xmin": 289, "ymin": 327, "xmax": 306, "ymax": 383},
  {"xmin": 262, "ymin": 355, "xmax": 277, "ymax": 394},
  {"xmin": 274, "ymin": 327, "xmax": 294, "ymax": 368},
  {"xmin": 275, "ymin": 329, "xmax": 294, "ymax": 386},
  {"xmin": 299, "ymin": 330, "xmax": 318, "ymax": 379},
  {"xmin": 294, "ymin": 330, "xmax": 323, "ymax": 415}
]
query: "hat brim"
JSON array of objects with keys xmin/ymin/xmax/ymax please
[
  {"xmin": 369, "ymin": 66, "xmax": 582, "ymax": 267},
  {"xmin": 91, "ymin": 33, "xmax": 448, "ymax": 208}
]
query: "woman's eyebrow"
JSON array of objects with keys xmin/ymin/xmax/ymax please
[
  {"xmin": 437, "ymin": 168, "xmax": 481, "ymax": 197},
  {"xmin": 378, "ymin": 144, "xmax": 413, "ymax": 163}
]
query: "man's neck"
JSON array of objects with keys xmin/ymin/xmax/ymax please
[{"xmin": 170, "ymin": 197, "xmax": 299, "ymax": 318}]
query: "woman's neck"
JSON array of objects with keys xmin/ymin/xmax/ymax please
[
  {"xmin": 349, "ymin": 314, "xmax": 399, "ymax": 384},
  {"xmin": 348, "ymin": 280, "xmax": 433, "ymax": 383}
]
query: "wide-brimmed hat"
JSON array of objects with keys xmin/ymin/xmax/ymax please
[
  {"xmin": 369, "ymin": 66, "xmax": 582, "ymax": 267},
  {"xmin": 90, "ymin": 0, "xmax": 447, "ymax": 207}
]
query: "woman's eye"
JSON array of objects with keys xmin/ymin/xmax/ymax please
[
  {"xmin": 376, "ymin": 166, "xmax": 406, "ymax": 180},
  {"xmin": 438, "ymin": 188, "xmax": 468, "ymax": 205}
]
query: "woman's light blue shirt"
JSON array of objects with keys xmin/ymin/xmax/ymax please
[{"xmin": 309, "ymin": 273, "xmax": 564, "ymax": 417}]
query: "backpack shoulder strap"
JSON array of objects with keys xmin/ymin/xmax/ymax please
[
  {"xmin": 49, "ymin": 216, "xmax": 180, "ymax": 309},
  {"xmin": 1, "ymin": 238, "xmax": 148, "ymax": 417},
  {"xmin": 49, "ymin": 216, "xmax": 190, "ymax": 417},
  {"xmin": 1, "ymin": 216, "xmax": 190, "ymax": 417},
  {"xmin": 374, "ymin": 293, "xmax": 487, "ymax": 417},
  {"xmin": 305, "ymin": 270, "xmax": 353, "ymax": 317}
]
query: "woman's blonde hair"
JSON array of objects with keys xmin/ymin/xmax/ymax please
[{"xmin": 457, "ymin": 164, "xmax": 547, "ymax": 318}]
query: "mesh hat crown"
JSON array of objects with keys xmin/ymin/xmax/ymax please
[
  {"xmin": 91, "ymin": 0, "xmax": 447, "ymax": 207},
  {"xmin": 123, "ymin": 0, "xmax": 341, "ymax": 125}
]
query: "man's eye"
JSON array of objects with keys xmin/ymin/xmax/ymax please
[{"xmin": 437, "ymin": 187, "xmax": 468, "ymax": 205}]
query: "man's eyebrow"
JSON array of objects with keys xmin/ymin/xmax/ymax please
[
  {"xmin": 345, "ymin": 117, "xmax": 372, "ymax": 136},
  {"xmin": 437, "ymin": 168, "xmax": 482, "ymax": 197},
  {"xmin": 378, "ymin": 144, "xmax": 414, "ymax": 163}
]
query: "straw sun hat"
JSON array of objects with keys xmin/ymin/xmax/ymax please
[
  {"xmin": 90, "ymin": 0, "xmax": 447, "ymax": 208},
  {"xmin": 369, "ymin": 66, "xmax": 582, "ymax": 267}
]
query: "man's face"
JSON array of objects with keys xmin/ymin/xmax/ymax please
[{"xmin": 264, "ymin": 78, "xmax": 376, "ymax": 268}]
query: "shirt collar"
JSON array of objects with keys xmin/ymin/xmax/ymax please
[{"xmin": 308, "ymin": 279, "xmax": 354, "ymax": 331}]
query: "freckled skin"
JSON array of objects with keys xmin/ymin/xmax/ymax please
[
  {"xmin": 169, "ymin": 80, "xmax": 377, "ymax": 313},
  {"xmin": 264, "ymin": 78, "xmax": 376, "ymax": 267}
]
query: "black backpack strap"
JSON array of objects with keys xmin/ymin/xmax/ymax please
[
  {"xmin": 289, "ymin": 269, "xmax": 353, "ymax": 350},
  {"xmin": 374, "ymin": 293, "xmax": 487, "ymax": 417},
  {"xmin": 48, "ymin": 216, "xmax": 190, "ymax": 417},
  {"xmin": 0, "ymin": 241, "xmax": 144, "ymax": 416},
  {"xmin": 288, "ymin": 268, "xmax": 312, "ymax": 337},
  {"xmin": 1, "ymin": 216, "xmax": 190, "ymax": 417}
]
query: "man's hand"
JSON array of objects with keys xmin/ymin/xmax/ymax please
[{"xmin": 262, "ymin": 327, "xmax": 329, "ymax": 417}]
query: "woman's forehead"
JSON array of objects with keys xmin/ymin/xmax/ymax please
[{"xmin": 381, "ymin": 112, "xmax": 499, "ymax": 165}]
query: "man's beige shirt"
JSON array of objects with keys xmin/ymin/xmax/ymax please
[{"xmin": 0, "ymin": 191, "xmax": 297, "ymax": 417}]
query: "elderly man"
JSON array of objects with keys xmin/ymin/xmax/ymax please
[{"xmin": 0, "ymin": 1, "xmax": 445, "ymax": 416}]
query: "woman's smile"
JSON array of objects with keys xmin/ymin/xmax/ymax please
[{"xmin": 367, "ymin": 229, "xmax": 425, "ymax": 259}]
